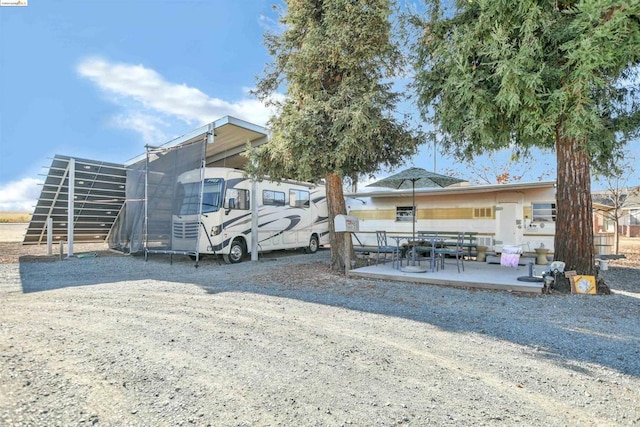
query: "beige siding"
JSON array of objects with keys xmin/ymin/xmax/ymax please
[{"xmin": 346, "ymin": 184, "xmax": 557, "ymax": 251}]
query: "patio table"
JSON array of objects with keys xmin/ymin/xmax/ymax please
[{"xmin": 389, "ymin": 235, "xmax": 442, "ymax": 272}]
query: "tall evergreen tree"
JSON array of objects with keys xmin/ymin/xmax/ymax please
[
  {"xmin": 410, "ymin": 0, "xmax": 640, "ymax": 285},
  {"xmin": 249, "ymin": 0, "xmax": 421, "ymax": 269}
]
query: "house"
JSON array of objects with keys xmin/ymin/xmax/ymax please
[
  {"xmin": 592, "ymin": 186, "xmax": 640, "ymax": 238},
  {"xmin": 345, "ymin": 180, "xmax": 557, "ymax": 254}
]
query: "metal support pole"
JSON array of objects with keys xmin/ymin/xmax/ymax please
[
  {"xmin": 46, "ymin": 217, "xmax": 53, "ymax": 255},
  {"xmin": 67, "ymin": 158, "xmax": 75, "ymax": 258},
  {"xmin": 251, "ymin": 177, "xmax": 258, "ymax": 261},
  {"xmin": 194, "ymin": 140, "xmax": 206, "ymax": 267},
  {"xmin": 344, "ymin": 232, "xmax": 351, "ymax": 276},
  {"xmin": 144, "ymin": 148, "xmax": 149, "ymax": 259}
]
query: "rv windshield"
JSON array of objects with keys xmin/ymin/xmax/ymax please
[{"xmin": 175, "ymin": 178, "xmax": 224, "ymax": 216}]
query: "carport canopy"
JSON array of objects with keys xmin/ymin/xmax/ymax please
[
  {"xmin": 125, "ymin": 115, "xmax": 268, "ymax": 169},
  {"xmin": 24, "ymin": 116, "xmax": 269, "ymax": 246}
]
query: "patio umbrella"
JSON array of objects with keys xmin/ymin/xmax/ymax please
[
  {"xmin": 367, "ymin": 168, "xmax": 466, "ymax": 271},
  {"xmin": 367, "ymin": 167, "xmax": 466, "ymax": 191}
]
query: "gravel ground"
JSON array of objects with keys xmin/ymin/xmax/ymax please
[{"xmin": 1, "ymin": 242, "xmax": 639, "ymax": 426}]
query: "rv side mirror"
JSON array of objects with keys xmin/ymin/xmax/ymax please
[{"xmin": 225, "ymin": 197, "xmax": 236, "ymax": 214}]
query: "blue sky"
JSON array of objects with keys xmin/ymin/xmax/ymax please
[
  {"xmin": 0, "ymin": 1, "xmax": 638, "ymax": 211},
  {"xmin": 0, "ymin": 0, "xmax": 283, "ymax": 211}
]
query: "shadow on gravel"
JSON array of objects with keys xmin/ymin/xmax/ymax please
[
  {"xmin": 602, "ymin": 266, "xmax": 640, "ymax": 294},
  {"xmin": 16, "ymin": 249, "xmax": 640, "ymax": 379}
]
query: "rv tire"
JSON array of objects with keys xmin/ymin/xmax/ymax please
[
  {"xmin": 223, "ymin": 239, "xmax": 246, "ymax": 264},
  {"xmin": 305, "ymin": 235, "xmax": 319, "ymax": 254}
]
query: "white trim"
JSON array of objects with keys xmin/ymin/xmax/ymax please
[{"xmin": 347, "ymin": 181, "xmax": 556, "ymax": 198}]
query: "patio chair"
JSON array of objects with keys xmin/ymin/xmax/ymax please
[
  {"xmin": 375, "ymin": 231, "xmax": 400, "ymax": 268},
  {"xmin": 412, "ymin": 233, "xmax": 439, "ymax": 272},
  {"xmin": 435, "ymin": 232, "xmax": 465, "ymax": 273}
]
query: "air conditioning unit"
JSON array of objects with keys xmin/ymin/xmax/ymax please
[{"xmin": 476, "ymin": 236, "xmax": 493, "ymax": 248}]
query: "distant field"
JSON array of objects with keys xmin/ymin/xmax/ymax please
[
  {"xmin": 0, "ymin": 223, "xmax": 28, "ymax": 243},
  {"xmin": 0, "ymin": 212, "xmax": 31, "ymax": 223}
]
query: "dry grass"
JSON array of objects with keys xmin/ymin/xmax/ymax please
[
  {"xmin": 0, "ymin": 212, "xmax": 31, "ymax": 223},
  {"xmin": 611, "ymin": 236, "xmax": 640, "ymax": 267}
]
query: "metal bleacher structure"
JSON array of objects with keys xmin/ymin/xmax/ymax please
[
  {"xmin": 23, "ymin": 116, "xmax": 269, "ymax": 252},
  {"xmin": 23, "ymin": 155, "xmax": 127, "ymax": 245}
]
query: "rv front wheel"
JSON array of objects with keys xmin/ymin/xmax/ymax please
[
  {"xmin": 223, "ymin": 239, "xmax": 246, "ymax": 264},
  {"xmin": 305, "ymin": 234, "xmax": 319, "ymax": 254}
]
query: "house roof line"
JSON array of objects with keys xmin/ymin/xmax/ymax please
[{"xmin": 346, "ymin": 180, "xmax": 557, "ymax": 198}]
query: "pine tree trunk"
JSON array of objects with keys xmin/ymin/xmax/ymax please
[
  {"xmin": 554, "ymin": 128, "xmax": 596, "ymax": 279},
  {"xmin": 324, "ymin": 172, "xmax": 352, "ymax": 271}
]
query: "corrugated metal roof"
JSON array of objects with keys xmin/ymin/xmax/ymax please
[
  {"xmin": 126, "ymin": 116, "xmax": 268, "ymax": 169},
  {"xmin": 23, "ymin": 155, "xmax": 126, "ymax": 245}
]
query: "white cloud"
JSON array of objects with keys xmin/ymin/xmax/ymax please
[
  {"xmin": 0, "ymin": 177, "xmax": 42, "ymax": 212},
  {"xmin": 1, "ymin": 59, "xmax": 281, "ymax": 212},
  {"xmin": 110, "ymin": 112, "xmax": 170, "ymax": 144},
  {"xmin": 76, "ymin": 57, "xmax": 276, "ymax": 143}
]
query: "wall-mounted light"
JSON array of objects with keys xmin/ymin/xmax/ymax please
[
  {"xmin": 206, "ymin": 122, "xmax": 216, "ymax": 144},
  {"xmin": 206, "ymin": 131, "xmax": 216, "ymax": 144}
]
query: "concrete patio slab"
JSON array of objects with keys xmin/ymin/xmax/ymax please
[{"xmin": 348, "ymin": 258, "xmax": 546, "ymax": 294}]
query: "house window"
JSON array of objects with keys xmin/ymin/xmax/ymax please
[
  {"xmin": 532, "ymin": 203, "xmax": 556, "ymax": 222},
  {"xmin": 473, "ymin": 207, "xmax": 493, "ymax": 218},
  {"xmin": 289, "ymin": 189, "xmax": 310, "ymax": 208},
  {"xmin": 263, "ymin": 190, "xmax": 285, "ymax": 206},
  {"xmin": 604, "ymin": 219, "xmax": 616, "ymax": 232},
  {"xmin": 396, "ymin": 206, "xmax": 414, "ymax": 222},
  {"xmin": 631, "ymin": 209, "xmax": 640, "ymax": 225}
]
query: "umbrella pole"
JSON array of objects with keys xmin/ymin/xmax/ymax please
[
  {"xmin": 400, "ymin": 177, "xmax": 428, "ymax": 273},
  {"xmin": 412, "ymin": 180, "xmax": 416, "ymax": 265}
]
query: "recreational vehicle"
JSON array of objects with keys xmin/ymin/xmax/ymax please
[
  {"xmin": 346, "ymin": 181, "xmax": 557, "ymax": 255},
  {"xmin": 172, "ymin": 167, "xmax": 329, "ymax": 263}
]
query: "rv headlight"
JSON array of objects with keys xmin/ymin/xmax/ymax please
[{"xmin": 210, "ymin": 225, "xmax": 221, "ymax": 236}]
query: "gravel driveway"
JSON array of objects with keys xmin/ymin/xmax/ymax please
[{"xmin": 1, "ymin": 248, "xmax": 639, "ymax": 426}]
